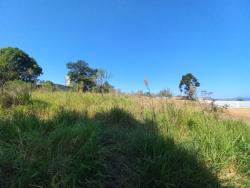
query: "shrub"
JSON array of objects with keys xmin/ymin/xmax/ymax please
[
  {"xmin": 93, "ymin": 82, "xmax": 114, "ymax": 94},
  {"xmin": 69, "ymin": 82, "xmax": 83, "ymax": 92},
  {"xmin": 0, "ymin": 80, "xmax": 32, "ymax": 108},
  {"xmin": 38, "ymin": 80, "xmax": 56, "ymax": 92},
  {"xmin": 157, "ymin": 88, "xmax": 173, "ymax": 98}
]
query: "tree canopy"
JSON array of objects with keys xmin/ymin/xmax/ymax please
[
  {"xmin": 66, "ymin": 60, "xmax": 98, "ymax": 91},
  {"xmin": 0, "ymin": 47, "xmax": 42, "ymax": 86},
  {"xmin": 179, "ymin": 73, "xmax": 200, "ymax": 100}
]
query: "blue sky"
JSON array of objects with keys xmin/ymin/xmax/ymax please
[{"xmin": 0, "ymin": 0, "xmax": 249, "ymax": 98}]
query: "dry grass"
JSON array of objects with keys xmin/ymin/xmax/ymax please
[
  {"xmin": 1, "ymin": 93, "xmax": 249, "ymax": 187},
  {"xmin": 218, "ymin": 165, "xmax": 249, "ymax": 188},
  {"xmin": 153, "ymin": 97, "xmax": 250, "ymax": 124},
  {"xmin": 225, "ymin": 109, "xmax": 250, "ymax": 123}
]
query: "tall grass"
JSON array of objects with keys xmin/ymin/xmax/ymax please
[{"xmin": 0, "ymin": 92, "xmax": 249, "ymax": 187}]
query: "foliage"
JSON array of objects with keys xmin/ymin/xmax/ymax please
[
  {"xmin": 0, "ymin": 92, "xmax": 249, "ymax": 187},
  {"xmin": 68, "ymin": 82, "xmax": 82, "ymax": 92},
  {"xmin": 93, "ymin": 81, "xmax": 114, "ymax": 93},
  {"xmin": 66, "ymin": 60, "xmax": 97, "ymax": 92},
  {"xmin": 0, "ymin": 80, "xmax": 32, "ymax": 108},
  {"xmin": 134, "ymin": 90, "xmax": 144, "ymax": 97},
  {"xmin": 157, "ymin": 88, "xmax": 173, "ymax": 98},
  {"xmin": 95, "ymin": 69, "xmax": 113, "ymax": 94},
  {"xmin": 201, "ymin": 90, "xmax": 213, "ymax": 100},
  {"xmin": 38, "ymin": 80, "xmax": 56, "ymax": 92},
  {"xmin": 179, "ymin": 73, "xmax": 200, "ymax": 100},
  {"xmin": 0, "ymin": 47, "xmax": 42, "ymax": 86},
  {"xmin": 96, "ymin": 69, "xmax": 111, "ymax": 86}
]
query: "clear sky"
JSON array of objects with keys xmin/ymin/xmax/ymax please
[{"xmin": 0, "ymin": 0, "xmax": 249, "ymax": 98}]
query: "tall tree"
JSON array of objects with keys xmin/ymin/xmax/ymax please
[
  {"xmin": 66, "ymin": 60, "xmax": 97, "ymax": 92},
  {"xmin": 179, "ymin": 73, "xmax": 200, "ymax": 100},
  {"xmin": 0, "ymin": 47, "xmax": 43, "ymax": 86},
  {"xmin": 95, "ymin": 69, "xmax": 112, "ymax": 94}
]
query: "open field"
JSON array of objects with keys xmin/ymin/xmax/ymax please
[
  {"xmin": 225, "ymin": 109, "xmax": 250, "ymax": 123},
  {"xmin": 0, "ymin": 92, "xmax": 249, "ymax": 187}
]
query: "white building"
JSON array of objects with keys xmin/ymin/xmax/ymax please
[
  {"xmin": 201, "ymin": 100, "xmax": 250, "ymax": 109},
  {"xmin": 214, "ymin": 101, "xmax": 250, "ymax": 109},
  {"xmin": 65, "ymin": 75, "xmax": 71, "ymax": 86}
]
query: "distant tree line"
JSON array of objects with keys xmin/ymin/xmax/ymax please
[
  {"xmin": 0, "ymin": 47, "xmax": 114, "ymax": 94},
  {"xmin": 134, "ymin": 88, "xmax": 173, "ymax": 98},
  {"xmin": 0, "ymin": 47, "xmax": 201, "ymax": 99}
]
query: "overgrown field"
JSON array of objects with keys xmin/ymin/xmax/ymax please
[{"xmin": 0, "ymin": 92, "xmax": 249, "ymax": 188}]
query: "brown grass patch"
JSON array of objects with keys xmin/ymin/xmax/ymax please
[{"xmin": 224, "ymin": 109, "xmax": 250, "ymax": 123}]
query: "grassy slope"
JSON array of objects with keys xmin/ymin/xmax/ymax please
[{"xmin": 0, "ymin": 92, "xmax": 249, "ymax": 188}]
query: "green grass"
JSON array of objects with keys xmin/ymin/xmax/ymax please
[{"xmin": 0, "ymin": 92, "xmax": 249, "ymax": 187}]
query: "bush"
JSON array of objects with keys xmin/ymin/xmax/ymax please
[
  {"xmin": 0, "ymin": 80, "xmax": 32, "ymax": 108},
  {"xmin": 37, "ymin": 80, "xmax": 56, "ymax": 92},
  {"xmin": 93, "ymin": 82, "xmax": 114, "ymax": 94},
  {"xmin": 157, "ymin": 88, "xmax": 173, "ymax": 98}
]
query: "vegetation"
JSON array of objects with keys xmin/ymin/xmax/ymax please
[
  {"xmin": 0, "ymin": 92, "xmax": 249, "ymax": 187},
  {"xmin": 93, "ymin": 81, "xmax": 114, "ymax": 93},
  {"xmin": 0, "ymin": 47, "xmax": 42, "ymax": 86},
  {"xmin": 37, "ymin": 80, "xmax": 56, "ymax": 92},
  {"xmin": 66, "ymin": 60, "xmax": 98, "ymax": 92},
  {"xmin": 95, "ymin": 69, "xmax": 113, "ymax": 94},
  {"xmin": 179, "ymin": 73, "xmax": 200, "ymax": 100},
  {"xmin": 0, "ymin": 47, "xmax": 248, "ymax": 187},
  {"xmin": 157, "ymin": 88, "xmax": 173, "ymax": 98},
  {"xmin": 201, "ymin": 90, "xmax": 214, "ymax": 100},
  {"xmin": 66, "ymin": 60, "xmax": 114, "ymax": 93},
  {"xmin": 0, "ymin": 80, "xmax": 32, "ymax": 108}
]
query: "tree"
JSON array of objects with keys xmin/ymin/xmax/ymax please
[
  {"xmin": 179, "ymin": 73, "xmax": 200, "ymax": 100},
  {"xmin": 0, "ymin": 47, "xmax": 43, "ymax": 86},
  {"xmin": 66, "ymin": 60, "xmax": 97, "ymax": 92},
  {"xmin": 201, "ymin": 90, "xmax": 213, "ymax": 100},
  {"xmin": 95, "ymin": 69, "xmax": 112, "ymax": 94},
  {"xmin": 94, "ymin": 81, "xmax": 114, "ymax": 93},
  {"xmin": 96, "ymin": 69, "xmax": 111, "ymax": 85}
]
